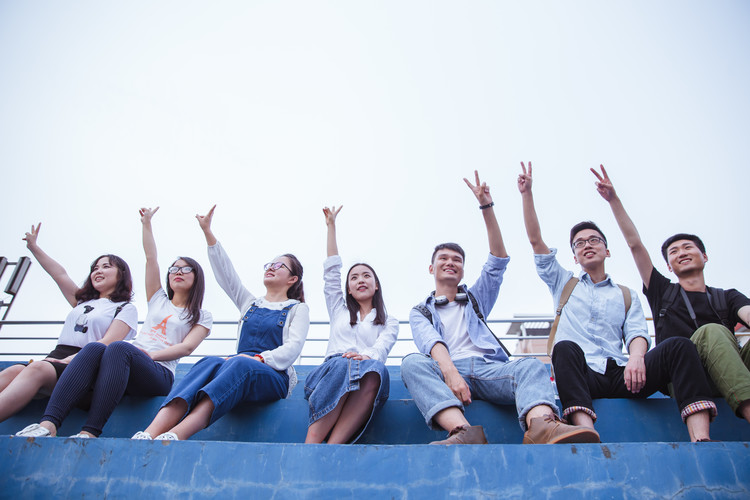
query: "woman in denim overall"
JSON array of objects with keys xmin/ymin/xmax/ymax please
[
  {"xmin": 304, "ymin": 206, "xmax": 399, "ymax": 444},
  {"xmin": 133, "ymin": 205, "xmax": 310, "ymax": 441}
]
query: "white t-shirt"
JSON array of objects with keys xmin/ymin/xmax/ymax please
[
  {"xmin": 131, "ymin": 288, "xmax": 213, "ymax": 375},
  {"xmin": 57, "ymin": 298, "xmax": 138, "ymax": 348},
  {"xmin": 436, "ymin": 301, "xmax": 493, "ymax": 360}
]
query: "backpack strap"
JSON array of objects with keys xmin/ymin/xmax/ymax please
[
  {"xmin": 658, "ymin": 283, "xmax": 681, "ymax": 328},
  {"xmin": 466, "ymin": 290, "xmax": 511, "ymax": 357},
  {"xmin": 707, "ymin": 286, "xmax": 730, "ymax": 328},
  {"xmin": 412, "ymin": 304, "xmax": 433, "ymax": 325},
  {"xmin": 113, "ymin": 304, "xmax": 124, "ymax": 318},
  {"xmin": 547, "ymin": 280, "xmax": 632, "ymax": 357},
  {"xmin": 547, "ymin": 277, "xmax": 579, "ymax": 356}
]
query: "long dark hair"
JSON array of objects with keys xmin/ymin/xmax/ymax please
[
  {"xmin": 75, "ymin": 254, "xmax": 133, "ymax": 303},
  {"xmin": 345, "ymin": 262, "xmax": 387, "ymax": 327},
  {"xmin": 282, "ymin": 253, "xmax": 305, "ymax": 303},
  {"xmin": 166, "ymin": 256, "xmax": 205, "ymax": 327}
]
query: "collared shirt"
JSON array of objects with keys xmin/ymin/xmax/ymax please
[
  {"xmin": 409, "ymin": 253, "xmax": 510, "ymax": 363},
  {"xmin": 535, "ymin": 249, "xmax": 649, "ymax": 374},
  {"xmin": 323, "ymin": 255, "xmax": 399, "ymax": 364}
]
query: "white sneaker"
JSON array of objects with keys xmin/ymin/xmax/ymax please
[
  {"xmin": 15, "ymin": 423, "xmax": 51, "ymax": 438},
  {"xmin": 131, "ymin": 431, "xmax": 153, "ymax": 440},
  {"xmin": 69, "ymin": 433, "xmax": 91, "ymax": 438},
  {"xmin": 154, "ymin": 432, "xmax": 179, "ymax": 441}
]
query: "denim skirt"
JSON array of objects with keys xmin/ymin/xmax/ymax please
[{"xmin": 304, "ymin": 354, "xmax": 389, "ymax": 443}]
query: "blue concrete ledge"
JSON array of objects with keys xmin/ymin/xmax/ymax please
[
  {"xmin": 1, "ymin": 363, "xmax": 749, "ymax": 444},
  {"xmin": 2, "ymin": 437, "xmax": 748, "ymax": 499}
]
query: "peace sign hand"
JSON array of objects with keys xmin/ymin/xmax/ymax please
[
  {"xmin": 517, "ymin": 161, "xmax": 533, "ymax": 194},
  {"xmin": 139, "ymin": 207, "xmax": 160, "ymax": 225},
  {"xmin": 463, "ymin": 170, "xmax": 493, "ymax": 206},
  {"xmin": 590, "ymin": 165, "xmax": 617, "ymax": 202},
  {"xmin": 23, "ymin": 223, "xmax": 41, "ymax": 249},
  {"xmin": 322, "ymin": 205, "xmax": 342, "ymax": 226}
]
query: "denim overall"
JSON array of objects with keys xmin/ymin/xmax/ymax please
[{"xmin": 161, "ymin": 303, "xmax": 293, "ymax": 425}]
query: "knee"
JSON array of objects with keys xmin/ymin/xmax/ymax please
[
  {"xmin": 691, "ymin": 324, "xmax": 732, "ymax": 344},
  {"xmin": 79, "ymin": 342, "xmax": 106, "ymax": 357},
  {"xmin": 552, "ymin": 340, "xmax": 580, "ymax": 362},
  {"xmin": 401, "ymin": 353, "xmax": 430, "ymax": 373},
  {"xmin": 103, "ymin": 341, "xmax": 135, "ymax": 359}
]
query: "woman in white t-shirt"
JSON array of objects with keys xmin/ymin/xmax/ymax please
[
  {"xmin": 0, "ymin": 224, "xmax": 138, "ymax": 425},
  {"xmin": 15, "ymin": 208, "xmax": 212, "ymax": 438},
  {"xmin": 304, "ymin": 206, "xmax": 399, "ymax": 444}
]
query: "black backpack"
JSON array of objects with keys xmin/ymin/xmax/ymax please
[{"xmin": 656, "ymin": 284, "xmax": 730, "ymax": 335}]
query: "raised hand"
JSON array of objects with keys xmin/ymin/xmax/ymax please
[
  {"xmin": 23, "ymin": 223, "xmax": 41, "ymax": 249},
  {"xmin": 517, "ymin": 161, "xmax": 533, "ymax": 194},
  {"xmin": 322, "ymin": 205, "xmax": 342, "ymax": 226},
  {"xmin": 195, "ymin": 205, "xmax": 216, "ymax": 232},
  {"xmin": 590, "ymin": 165, "xmax": 617, "ymax": 202},
  {"xmin": 139, "ymin": 207, "xmax": 160, "ymax": 225},
  {"xmin": 463, "ymin": 170, "xmax": 493, "ymax": 206}
]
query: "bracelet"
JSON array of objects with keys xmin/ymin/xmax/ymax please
[
  {"xmin": 479, "ymin": 202, "xmax": 494, "ymax": 210},
  {"xmin": 256, "ymin": 354, "xmax": 265, "ymax": 363}
]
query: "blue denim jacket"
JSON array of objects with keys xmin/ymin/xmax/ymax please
[
  {"xmin": 535, "ymin": 249, "xmax": 649, "ymax": 374},
  {"xmin": 409, "ymin": 253, "xmax": 510, "ymax": 362}
]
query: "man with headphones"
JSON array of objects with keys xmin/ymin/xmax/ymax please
[{"xmin": 401, "ymin": 171, "xmax": 599, "ymax": 445}]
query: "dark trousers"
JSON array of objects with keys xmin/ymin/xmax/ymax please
[
  {"xmin": 552, "ymin": 337, "xmax": 713, "ymax": 416},
  {"xmin": 42, "ymin": 341, "xmax": 174, "ymax": 436}
]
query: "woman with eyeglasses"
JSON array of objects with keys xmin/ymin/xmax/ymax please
[
  {"xmin": 5, "ymin": 224, "xmax": 138, "ymax": 429},
  {"xmin": 15, "ymin": 208, "xmax": 213, "ymax": 438},
  {"xmin": 132, "ymin": 205, "xmax": 309, "ymax": 441},
  {"xmin": 304, "ymin": 206, "xmax": 399, "ymax": 443}
]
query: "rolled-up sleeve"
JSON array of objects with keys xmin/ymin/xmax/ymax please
[
  {"xmin": 409, "ymin": 306, "xmax": 445, "ymax": 355},
  {"xmin": 623, "ymin": 290, "xmax": 650, "ymax": 351},
  {"xmin": 469, "ymin": 253, "xmax": 510, "ymax": 315},
  {"xmin": 534, "ymin": 249, "xmax": 574, "ymax": 307},
  {"xmin": 207, "ymin": 242, "xmax": 256, "ymax": 312}
]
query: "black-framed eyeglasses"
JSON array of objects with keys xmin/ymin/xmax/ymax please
[
  {"xmin": 168, "ymin": 266, "xmax": 194, "ymax": 274},
  {"xmin": 572, "ymin": 236, "xmax": 605, "ymax": 249},
  {"xmin": 264, "ymin": 262, "xmax": 292, "ymax": 273}
]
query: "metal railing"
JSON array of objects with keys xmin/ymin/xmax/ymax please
[{"xmin": 1, "ymin": 318, "xmax": 747, "ymax": 366}]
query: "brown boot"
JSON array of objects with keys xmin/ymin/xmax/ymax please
[
  {"xmin": 430, "ymin": 425, "xmax": 488, "ymax": 445},
  {"xmin": 522, "ymin": 414, "xmax": 600, "ymax": 444}
]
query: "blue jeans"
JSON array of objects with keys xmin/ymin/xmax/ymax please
[
  {"xmin": 162, "ymin": 355, "xmax": 289, "ymax": 426},
  {"xmin": 401, "ymin": 353, "xmax": 558, "ymax": 431}
]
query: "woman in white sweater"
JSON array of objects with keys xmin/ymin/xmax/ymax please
[
  {"xmin": 133, "ymin": 205, "xmax": 309, "ymax": 441},
  {"xmin": 304, "ymin": 206, "xmax": 399, "ymax": 444}
]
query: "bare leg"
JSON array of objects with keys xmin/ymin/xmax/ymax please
[
  {"xmin": 167, "ymin": 397, "xmax": 215, "ymax": 440},
  {"xmin": 144, "ymin": 399, "xmax": 189, "ymax": 437},
  {"xmin": 0, "ymin": 365, "xmax": 25, "ymax": 392},
  {"xmin": 305, "ymin": 393, "xmax": 350, "ymax": 444},
  {"xmin": 433, "ymin": 407, "xmax": 470, "ymax": 432},
  {"xmin": 0, "ymin": 362, "xmax": 58, "ymax": 423},
  {"xmin": 567, "ymin": 410, "xmax": 595, "ymax": 430},
  {"xmin": 525, "ymin": 404, "xmax": 557, "ymax": 428},
  {"xmin": 327, "ymin": 373, "xmax": 380, "ymax": 444},
  {"xmin": 685, "ymin": 410, "xmax": 711, "ymax": 442},
  {"xmin": 739, "ymin": 400, "xmax": 750, "ymax": 425}
]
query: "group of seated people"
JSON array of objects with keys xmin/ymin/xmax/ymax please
[{"xmin": 1, "ymin": 165, "xmax": 748, "ymax": 445}]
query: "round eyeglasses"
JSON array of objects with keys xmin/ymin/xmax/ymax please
[
  {"xmin": 168, "ymin": 266, "xmax": 194, "ymax": 274},
  {"xmin": 572, "ymin": 236, "xmax": 605, "ymax": 249},
  {"xmin": 264, "ymin": 262, "xmax": 292, "ymax": 273}
]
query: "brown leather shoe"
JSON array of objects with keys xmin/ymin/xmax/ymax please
[
  {"xmin": 430, "ymin": 425, "xmax": 488, "ymax": 445},
  {"xmin": 522, "ymin": 414, "xmax": 600, "ymax": 444}
]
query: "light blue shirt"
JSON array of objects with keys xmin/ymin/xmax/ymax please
[
  {"xmin": 535, "ymin": 249, "xmax": 649, "ymax": 374},
  {"xmin": 409, "ymin": 253, "xmax": 511, "ymax": 363}
]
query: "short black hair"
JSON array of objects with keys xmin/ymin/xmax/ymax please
[
  {"xmin": 661, "ymin": 233, "xmax": 706, "ymax": 262},
  {"xmin": 431, "ymin": 243, "xmax": 465, "ymax": 264},
  {"xmin": 570, "ymin": 221, "xmax": 607, "ymax": 249}
]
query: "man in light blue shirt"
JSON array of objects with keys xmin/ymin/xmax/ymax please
[
  {"xmin": 401, "ymin": 171, "xmax": 600, "ymax": 445},
  {"xmin": 518, "ymin": 162, "xmax": 716, "ymax": 442}
]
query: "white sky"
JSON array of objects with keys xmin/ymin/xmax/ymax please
[{"xmin": 1, "ymin": 2, "xmax": 749, "ymax": 351}]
